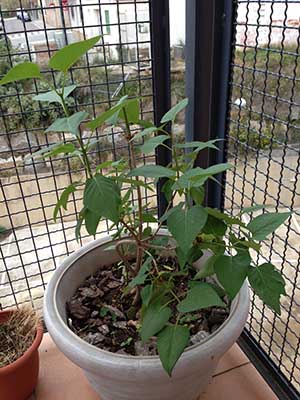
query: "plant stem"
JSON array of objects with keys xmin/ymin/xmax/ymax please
[
  {"xmin": 122, "ymin": 107, "xmax": 144, "ymax": 274},
  {"xmin": 57, "ymin": 89, "xmax": 93, "ymax": 179}
]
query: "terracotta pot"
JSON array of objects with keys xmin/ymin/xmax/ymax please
[
  {"xmin": 44, "ymin": 230, "xmax": 250, "ymax": 400},
  {"xmin": 0, "ymin": 310, "xmax": 43, "ymax": 400}
]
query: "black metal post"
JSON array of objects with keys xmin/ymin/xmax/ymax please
[
  {"xmin": 185, "ymin": 0, "xmax": 235, "ymax": 209},
  {"xmin": 150, "ymin": 0, "xmax": 172, "ymax": 218}
]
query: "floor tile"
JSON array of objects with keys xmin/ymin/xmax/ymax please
[
  {"xmin": 37, "ymin": 334, "xmax": 276, "ymax": 400},
  {"xmin": 214, "ymin": 343, "xmax": 250, "ymax": 376},
  {"xmin": 201, "ymin": 363, "xmax": 277, "ymax": 400},
  {"xmin": 36, "ymin": 334, "xmax": 99, "ymax": 400}
]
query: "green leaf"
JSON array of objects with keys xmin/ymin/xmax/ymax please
[
  {"xmin": 53, "ymin": 183, "xmax": 78, "ymax": 222},
  {"xmin": 172, "ymin": 164, "xmax": 232, "ymax": 191},
  {"xmin": 247, "ymin": 212, "xmax": 291, "ymax": 241},
  {"xmin": 83, "ymin": 174, "xmax": 121, "ymax": 223},
  {"xmin": 141, "ymin": 298, "xmax": 172, "ymax": 343},
  {"xmin": 0, "ymin": 226, "xmax": 8, "ymax": 234},
  {"xmin": 202, "ymin": 163, "xmax": 233, "ymax": 176},
  {"xmin": 85, "ymin": 209, "xmax": 101, "ymax": 236},
  {"xmin": 142, "ymin": 213, "xmax": 157, "ymax": 223},
  {"xmin": 203, "ymin": 215, "xmax": 227, "ymax": 236},
  {"xmin": 87, "ymin": 103, "xmax": 125, "ymax": 130},
  {"xmin": 75, "ymin": 209, "xmax": 85, "ymax": 241},
  {"xmin": 119, "ymin": 98, "xmax": 140, "ymax": 124},
  {"xmin": 159, "ymin": 203, "xmax": 183, "ymax": 223},
  {"xmin": 42, "ymin": 143, "xmax": 76, "ymax": 158},
  {"xmin": 167, "ymin": 205, "xmax": 208, "ymax": 255},
  {"xmin": 141, "ymin": 285, "xmax": 153, "ymax": 307},
  {"xmin": 130, "ymin": 126, "xmax": 159, "ymax": 142},
  {"xmin": 45, "ymin": 111, "xmax": 88, "ymax": 137},
  {"xmin": 175, "ymin": 139, "xmax": 220, "ymax": 151},
  {"xmin": 194, "ymin": 255, "xmax": 217, "ymax": 279},
  {"xmin": 206, "ymin": 207, "xmax": 245, "ymax": 226},
  {"xmin": 33, "ymin": 84, "xmax": 77, "ymax": 105},
  {"xmin": 129, "ymin": 165, "xmax": 176, "ymax": 179},
  {"xmin": 137, "ymin": 119, "xmax": 154, "ymax": 129},
  {"xmin": 161, "ymin": 98, "xmax": 189, "ymax": 123},
  {"xmin": 177, "ymin": 245, "xmax": 203, "ymax": 270},
  {"xmin": 240, "ymin": 205, "xmax": 268, "ymax": 215},
  {"xmin": 214, "ymin": 252, "xmax": 251, "ymax": 299},
  {"xmin": 172, "ymin": 168, "xmax": 208, "ymax": 191},
  {"xmin": 177, "ymin": 282, "xmax": 225, "ymax": 313},
  {"xmin": 49, "ymin": 36, "xmax": 100, "ymax": 72},
  {"xmin": 229, "ymin": 233, "xmax": 261, "ymax": 252},
  {"xmin": 190, "ymin": 186, "xmax": 205, "ymax": 205},
  {"xmin": 129, "ymin": 257, "xmax": 153, "ymax": 289},
  {"xmin": 157, "ymin": 325, "xmax": 190, "ymax": 376},
  {"xmin": 0, "ymin": 62, "xmax": 41, "ymax": 85},
  {"xmin": 248, "ymin": 263, "xmax": 286, "ymax": 314},
  {"xmin": 140, "ymin": 135, "xmax": 169, "ymax": 154},
  {"xmin": 161, "ymin": 179, "xmax": 173, "ymax": 202}
]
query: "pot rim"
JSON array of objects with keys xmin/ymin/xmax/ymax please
[
  {"xmin": 0, "ymin": 310, "xmax": 43, "ymax": 375},
  {"xmin": 44, "ymin": 230, "xmax": 250, "ymax": 365}
]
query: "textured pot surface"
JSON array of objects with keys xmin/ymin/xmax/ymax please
[
  {"xmin": 44, "ymin": 232, "xmax": 250, "ymax": 400},
  {"xmin": 0, "ymin": 310, "xmax": 43, "ymax": 400}
]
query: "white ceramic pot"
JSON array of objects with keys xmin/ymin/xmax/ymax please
[{"xmin": 44, "ymin": 231, "xmax": 250, "ymax": 400}]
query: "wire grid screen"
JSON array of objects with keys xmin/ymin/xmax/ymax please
[
  {"xmin": 225, "ymin": 0, "xmax": 300, "ymax": 392},
  {"xmin": 0, "ymin": 0, "xmax": 155, "ymax": 311}
]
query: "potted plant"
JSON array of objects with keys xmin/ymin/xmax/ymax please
[
  {"xmin": 0, "ymin": 37, "xmax": 289, "ymax": 400},
  {"xmin": 0, "ymin": 307, "xmax": 43, "ymax": 400}
]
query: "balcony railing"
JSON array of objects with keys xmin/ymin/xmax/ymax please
[{"xmin": 0, "ymin": 0, "xmax": 299, "ymax": 398}]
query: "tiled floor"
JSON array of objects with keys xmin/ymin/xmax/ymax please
[{"xmin": 27, "ymin": 334, "xmax": 277, "ymax": 400}]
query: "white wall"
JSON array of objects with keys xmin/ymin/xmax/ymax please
[{"xmin": 169, "ymin": 0, "xmax": 185, "ymax": 46}]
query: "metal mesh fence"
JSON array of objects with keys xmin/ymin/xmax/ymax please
[
  {"xmin": 226, "ymin": 0, "xmax": 300, "ymax": 392},
  {"xmin": 0, "ymin": 0, "xmax": 156, "ymax": 311}
]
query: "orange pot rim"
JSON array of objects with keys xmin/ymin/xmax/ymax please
[{"xmin": 0, "ymin": 310, "xmax": 43, "ymax": 375}]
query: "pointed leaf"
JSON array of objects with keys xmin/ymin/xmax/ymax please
[
  {"xmin": 214, "ymin": 252, "xmax": 251, "ymax": 299},
  {"xmin": 247, "ymin": 212, "xmax": 291, "ymax": 240},
  {"xmin": 87, "ymin": 103, "xmax": 125, "ymax": 130},
  {"xmin": 190, "ymin": 186, "xmax": 205, "ymax": 205},
  {"xmin": 161, "ymin": 98, "xmax": 189, "ymax": 123},
  {"xmin": 129, "ymin": 165, "xmax": 176, "ymax": 179},
  {"xmin": 128, "ymin": 257, "xmax": 153, "ymax": 289},
  {"xmin": 202, "ymin": 163, "xmax": 233, "ymax": 176},
  {"xmin": 175, "ymin": 139, "xmax": 221, "ymax": 151},
  {"xmin": 119, "ymin": 98, "xmax": 140, "ymax": 124},
  {"xmin": 141, "ymin": 298, "xmax": 172, "ymax": 343},
  {"xmin": 167, "ymin": 205, "xmax": 208, "ymax": 255},
  {"xmin": 248, "ymin": 263, "xmax": 286, "ymax": 314},
  {"xmin": 34, "ymin": 84, "xmax": 77, "ymax": 105},
  {"xmin": 83, "ymin": 174, "xmax": 121, "ymax": 223},
  {"xmin": 159, "ymin": 203, "xmax": 183, "ymax": 223},
  {"xmin": 194, "ymin": 255, "xmax": 217, "ymax": 279},
  {"xmin": 53, "ymin": 183, "xmax": 78, "ymax": 222},
  {"xmin": 140, "ymin": 135, "xmax": 169, "ymax": 154},
  {"xmin": 0, "ymin": 62, "xmax": 41, "ymax": 85},
  {"xmin": 141, "ymin": 284, "xmax": 153, "ymax": 307},
  {"xmin": 203, "ymin": 215, "xmax": 227, "ymax": 236},
  {"xmin": 45, "ymin": 111, "xmax": 88, "ymax": 137},
  {"xmin": 177, "ymin": 282, "xmax": 225, "ymax": 313},
  {"xmin": 240, "ymin": 205, "xmax": 268, "ymax": 215},
  {"xmin": 85, "ymin": 209, "xmax": 101, "ymax": 236},
  {"xmin": 49, "ymin": 36, "xmax": 101, "ymax": 72},
  {"xmin": 157, "ymin": 325, "xmax": 190, "ymax": 376},
  {"xmin": 131, "ymin": 126, "xmax": 159, "ymax": 142},
  {"xmin": 42, "ymin": 143, "xmax": 76, "ymax": 158},
  {"xmin": 206, "ymin": 207, "xmax": 245, "ymax": 226}
]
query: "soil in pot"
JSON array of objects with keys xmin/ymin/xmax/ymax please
[
  {"xmin": 0, "ymin": 308, "xmax": 39, "ymax": 367},
  {"xmin": 67, "ymin": 257, "xmax": 230, "ymax": 356}
]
